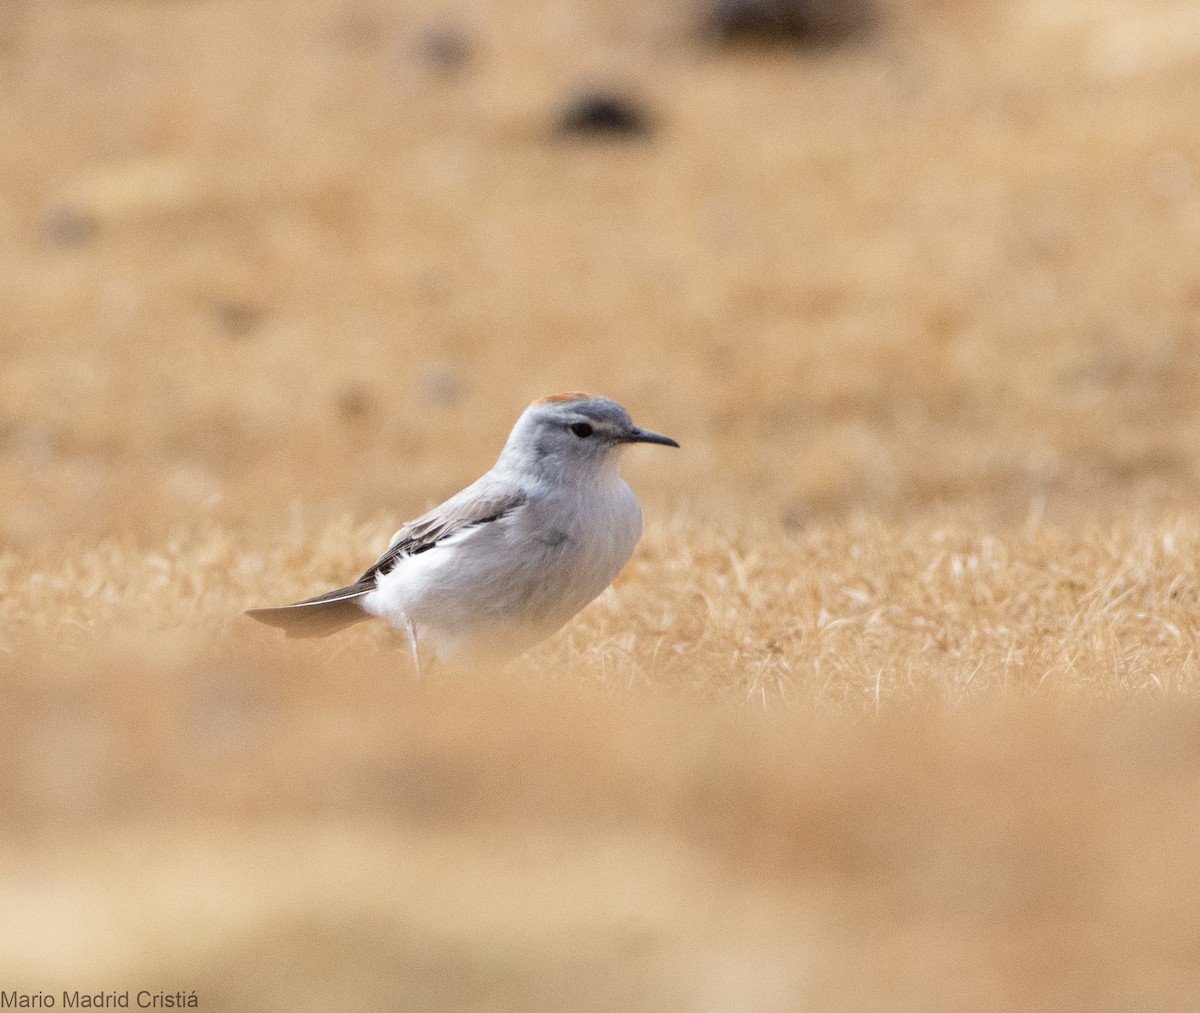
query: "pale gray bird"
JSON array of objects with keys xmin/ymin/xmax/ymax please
[{"xmin": 246, "ymin": 393, "xmax": 678, "ymax": 671}]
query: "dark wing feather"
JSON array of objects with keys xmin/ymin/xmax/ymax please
[
  {"xmin": 245, "ymin": 484, "xmax": 526, "ymax": 638},
  {"xmin": 358, "ymin": 489, "xmax": 527, "ymax": 583}
]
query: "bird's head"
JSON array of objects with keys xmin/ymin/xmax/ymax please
[{"xmin": 498, "ymin": 392, "xmax": 679, "ymax": 481}]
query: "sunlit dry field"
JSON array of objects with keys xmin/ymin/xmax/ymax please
[{"xmin": 5, "ymin": 0, "xmax": 1200, "ymax": 1008}]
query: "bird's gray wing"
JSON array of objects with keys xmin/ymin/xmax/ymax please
[
  {"xmin": 245, "ymin": 479, "xmax": 526, "ymax": 637},
  {"xmin": 358, "ymin": 482, "xmax": 528, "ymax": 583}
]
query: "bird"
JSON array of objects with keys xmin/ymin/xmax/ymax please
[{"xmin": 246, "ymin": 392, "xmax": 678, "ymax": 672}]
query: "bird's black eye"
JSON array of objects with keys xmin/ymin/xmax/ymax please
[{"xmin": 570, "ymin": 422, "xmax": 594, "ymax": 438}]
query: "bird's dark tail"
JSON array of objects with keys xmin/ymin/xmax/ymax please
[{"xmin": 245, "ymin": 583, "xmax": 372, "ymax": 639}]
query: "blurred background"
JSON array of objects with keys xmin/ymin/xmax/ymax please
[
  {"xmin": 4, "ymin": 0, "xmax": 1200, "ymax": 547},
  {"xmin": 5, "ymin": 0, "xmax": 1200, "ymax": 1008}
]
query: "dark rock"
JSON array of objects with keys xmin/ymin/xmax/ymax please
[
  {"xmin": 556, "ymin": 92, "xmax": 652, "ymax": 138},
  {"xmin": 709, "ymin": 0, "xmax": 876, "ymax": 47}
]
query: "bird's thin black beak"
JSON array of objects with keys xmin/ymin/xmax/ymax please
[{"xmin": 624, "ymin": 427, "xmax": 680, "ymax": 448}]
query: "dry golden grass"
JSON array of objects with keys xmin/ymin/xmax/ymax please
[
  {"xmin": 7, "ymin": 512, "xmax": 1200, "ymax": 702},
  {"xmin": 7, "ymin": 515, "xmax": 1200, "ymax": 1008},
  {"xmin": 6, "ymin": 0, "xmax": 1200, "ymax": 1007}
]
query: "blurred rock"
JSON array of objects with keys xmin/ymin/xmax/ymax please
[
  {"xmin": 556, "ymin": 91, "xmax": 652, "ymax": 138},
  {"xmin": 708, "ymin": 0, "xmax": 876, "ymax": 47},
  {"xmin": 412, "ymin": 23, "xmax": 473, "ymax": 76},
  {"xmin": 337, "ymin": 383, "xmax": 376, "ymax": 423},
  {"xmin": 210, "ymin": 300, "xmax": 264, "ymax": 341},
  {"xmin": 420, "ymin": 364, "xmax": 464, "ymax": 408},
  {"xmin": 42, "ymin": 205, "xmax": 97, "ymax": 250}
]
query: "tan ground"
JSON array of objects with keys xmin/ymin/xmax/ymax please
[{"xmin": 5, "ymin": 0, "xmax": 1200, "ymax": 1008}]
